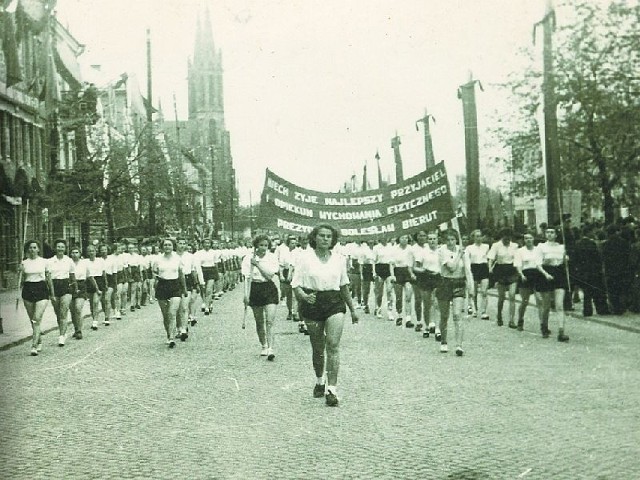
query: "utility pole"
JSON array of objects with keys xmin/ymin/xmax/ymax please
[
  {"xmin": 391, "ymin": 133, "xmax": 403, "ymax": 183},
  {"xmin": 458, "ymin": 72, "xmax": 483, "ymax": 231},
  {"xmin": 145, "ymin": 28, "xmax": 157, "ymax": 235},
  {"xmin": 415, "ymin": 109, "xmax": 436, "ymax": 169},
  {"xmin": 535, "ymin": 0, "xmax": 562, "ymax": 226}
]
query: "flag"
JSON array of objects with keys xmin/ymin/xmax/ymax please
[
  {"xmin": 1, "ymin": 7, "xmax": 23, "ymax": 87},
  {"xmin": 362, "ymin": 162, "xmax": 368, "ymax": 191},
  {"xmin": 375, "ymin": 150, "xmax": 383, "ymax": 188},
  {"xmin": 455, "ymin": 205, "xmax": 468, "ymax": 235}
]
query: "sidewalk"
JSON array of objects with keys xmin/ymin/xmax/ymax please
[{"xmin": 0, "ymin": 288, "xmax": 88, "ymax": 351}]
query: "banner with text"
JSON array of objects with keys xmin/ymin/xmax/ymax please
[{"xmin": 257, "ymin": 161, "xmax": 455, "ymax": 240}]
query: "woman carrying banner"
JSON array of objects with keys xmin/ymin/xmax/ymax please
[
  {"xmin": 242, "ymin": 234, "xmax": 280, "ymax": 360},
  {"xmin": 293, "ymin": 224, "xmax": 360, "ymax": 407},
  {"xmin": 20, "ymin": 240, "xmax": 50, "ymax": 356}
]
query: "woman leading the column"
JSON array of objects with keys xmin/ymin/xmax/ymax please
[
  {"xmin": 537, "ymin": 228, "xmax": 570, "ymax": 342},
  {"xmin": 20, "ymin": 240, "xmax": 50, "ymax": 356},
  {"xmin": 242, "ymin": 235, "xmax": 280, "ymax": 360},
  {"xmin": 153, "ymin": 238, "xmax": 187, "ymax": 348},
  {"xmin": 47, "ymin": 239, "xmax": 76, "ymax": 347},
  {"xmin": 292, "ymin": 224, "xmax": 360, "ymax": 407}
]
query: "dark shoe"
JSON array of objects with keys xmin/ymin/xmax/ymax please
[
  {"xmin": 422, "ymin": 330, "xmax": 430, "ymax": 338},
  {"xmin": 455, "ymin": 347, "xmax": 464, "ymax": 357},
  {"xmin": 313, "ymin": 384, "xmax": 325, "ymax": 398},
  {"xmin": 287, "ymin": 312, "xmax": 293, "ymax": 321},
  {"xmin": 267, "ymin": 352, "xmax": 275, "ymax": 361},
  {"xmin": 74, "ymin": 331, "xmax": 83, "ymax": 340},
  {"xmin": 405, "ymin": 321, "xmax": 415, "ymax": 328},
  {"xmin": 136, "ymin": 304, "xmax": 141, "ymax": 310},
  {"xmin": 168, "ymin": 339, "xmax": 176, "ymax": 348},
  {"xmin": 435, "ymin": 332, "xmax": 442, "ymax": 342},
  {"xmin": 204, "ymin": 308, "xmax": 210, "ymax": 316},
  {"xmin": 298, "ymin": 323, "xmax": 306, "ymax": 334},
  {"xmin": 364, "ymin": 306, "xmax": 370, "ymax": 314},
  {"xmin": 497, "ymin": 319, "xmax": 504, "ymax": 326},
  {"xmin": 395, "ymin": 318, "xmax": 403, "ymax": 326},
  {"xmin": 180, "ymin": 331, "xmax": 188, "ymax": 342},
  {"xmin": 190, "ymin": 318, "xmax": 198, "ymax": 327},
  {"xmin": 325, "ymin": 391, "xmax": 339, "ymax": 407},
  {"xmin": 517, "ymin": 323, "xmax": 524, "ymax": 332},
  {"xmin": 429, "ymin": 325, "xmax": 436, "ymax": 334},
  {"xmin": 508, "ymin": 321, "xmax": 517, "ymax": 329},
  {"xmin": 415, "ymin": 323, "xmax": 423, "ymax": 332},
  {"xmin": 130, "ymin": 306, "xmax": 136, "ymax": 312},
  {"xmin": 542, "ymin": 329, "xmax": 551, "ymax": 339},
  {"xmin": 557, "ymin": 329, "xmax": 569, "ymax": 342}
]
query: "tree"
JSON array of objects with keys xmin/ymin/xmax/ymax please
[{"xmin": 491, "ymin": 0, "xmax": 640, "ymax": 224}]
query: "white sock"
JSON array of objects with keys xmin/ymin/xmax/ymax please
[
  {"xmin": 327, "ymin": 385, "xmax": 337, "ymax": 395},
  {"xmin": 316, "ymin": 377, "xmax": 324, "ymax": 385}
]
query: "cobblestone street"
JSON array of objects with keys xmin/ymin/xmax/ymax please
[{"xmin": 1, "ymin": 288, "xmax": 639, "ymax": 479}]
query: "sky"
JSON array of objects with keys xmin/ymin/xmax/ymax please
[{"xmin": 55, "ymin": 0, "xmax": 556, "ymax": 205}]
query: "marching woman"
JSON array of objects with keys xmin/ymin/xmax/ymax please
[
  {"xmin": 86, "ymin": 244, "xmax": 106, "ymax": 331},
  {"xmin": 487, "ymin": 228, "xmax": 520, "ymax": 328},
  {"xmin": 465, "ymin": 230, "xmax": 491, "ymax": 320},
  {"xmin": 412, "ymin": 230, "xmax": 442, "ymax": 337},
  {"xmin": 537, "ymin": 228, "xmax": 570, "ymax": 342},
  {"xmin": 292, "ymin": 224, "xmax": 360, "ymax": 407},
  {"xmin": 390, "ymin": 234, "xmax": 416, "ymax": 328},
  {"xmin": 48, "ymin": 239, "xmax": 76, "ymax": 347},
  {"xmin": 242, "ymin": 234, "xmax": 280, "ymax": 361},
  {"xmin": 176, "ymin": 237, "xmax": 199, "ymax": 339},
  {"xmin": 69, "ymin": 245, "xmax": 90, "ymax": 339},
  {"xmin": 127, "ymin": 243, "xmax": 142, "ymax": 311},
  {"xmin": 195, "ymin": 238, "xmax": 219, "ymax": 315},
  {"xmin": 153, "ymin": 238, "xmax": 187, "ymax": 348},
  {"xmin": 99, "ymin": 244, "xmax": 116, "ymax": 327},
  {"xmin": 357, "ymin": 240, "xmax": 376, "ymax": 314},
  {"xmin": 436, "ymin": 229, "xmax": 473, "ymax": 356},
  {"xmin": 514, "ymin": 232, "xmax": 545, "ymax": 331},
  {"xmin": 20, "ymin": 240, "xmax": 50, "ymax": 356},
  {"xmin": 373, "ymin": 238, "xmax": 396, "ymax": 320}
]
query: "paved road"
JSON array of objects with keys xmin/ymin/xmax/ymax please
[{"xmin": 1, "ymin": 288, "xmax": 639, "ymax": 479}]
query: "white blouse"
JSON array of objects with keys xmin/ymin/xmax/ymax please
[
  {"xmin": 153, "ymin": 252, "xmax": 182, "ymax": 280},
  {"xmin": 487, "ymin": 241, "xmax": 519, "ymax": 264},
  {"xmin": 465, "ymin": 243, "xmax": 490, "ymax": 264},
  {"xmin": 537, "ymin": 242, "xmax": 566, "ymax": 266},
  {"xmin": 241, "ymin": 251, "xmax": 279, "ymax": 282},
  {"xmin": 87, "ymin": 257, "xmax": 106, "ymax": 277},
  {"xmin": 73, "ymin": 258, "xmax": 90, "ymax": 280},
  {"xmin": 22, "ymin": 257, "xmax": 48, "ymax": 282},
  {"xmin": 413, "ymin": 246, "xmax": 441, "ymax": 274},
  {"xmin": 195, "ymin": 249, "xmax": 219, "ymax": 267},
  {"xmin": 515, "ymin": 247, "xmax": 542, "ymax": 270},
  {"xmin": 391, "ymin": 245, "xmax": 414, "ymax": 268},
  {"xmin": 291, "ymin": 251, "xmax": 349, "ymax": 291},
  {"xmin": 102, "ymin": 255, "xmax": 116, "ymax": 275},
  {"xmin": 47, "ymin": 255, "xmax": 75, "ymax": 279},
  {"xmin": 373, "ymin": 244, "xmax": 395, "ymax": 264}
]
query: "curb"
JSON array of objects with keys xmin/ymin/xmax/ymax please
[{"xmin": 0, "ymin": 315, "xmax": 91, "ymax": 352}]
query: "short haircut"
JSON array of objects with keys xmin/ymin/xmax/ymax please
[
  {"xmin": 443, "ymin": 229, "xmax": 458, "ymax": 241},
  {"xmin": 24, "ymin": 239, "xmax": 40, "ymax": 255},
  {"xmin": 308, "ymin": 224, "xmax": 339, "ymax": 249},
  {"xmin": 54, "ymin": 238, "xmax": 66, "ymax": 248},
  {"xmin": 252, "ymin": 234, "xmax": 272, "ymax": 249}
]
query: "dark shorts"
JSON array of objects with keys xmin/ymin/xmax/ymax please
[
  {"xmin": 538, "ymin": 265, "xmax": 568, "ymax": 292},
  {"xmin": 493, "ymin": 264, "xmax": 518, "ymax": 285},
  {"xmin": 22, "ymin": 281, "xmax": 49, "ymax": 302},
  {"xmin": 145, "ymin": 268, "xmax": 153, "ymax": 280},
  {"xmin": 53, "ymin": 278, "xmax": 71, "ymax": 297},
  {"xmin": 87, "ymin": 276, "xmax": 106, "ymax": 294},
  {"xmin": 348, "ymin": 259, "xmax": 360, "ymax": 275},
  {"xmin": 436, "ymin": 277, "xmax": 466, "ymax": 301},
  {"xmin": 281, "ymin": 268, "xmax": 291, "ymax": 284},
  {"xmin": 249, "ymin": 281, "xmax": 279, "ymax": 307},
  {"xmin": 218, "ymin": 262, "xmax": 226, "ymax": 274},
  {"xmin": 415, "ymin": 271, "xmax": 441, "ymax": 291},
  {"xmin": 362, "ymin": 264, "xmax": 374, "ymax": 282},
  {"xmin": 116, "ymin": 270, "xmax": 126, "ymax": 285},
  {"xmin": 299, "ymin": 289, "xmax": 346, "ymax": 321},
  {"xmin": 185, "ymin": 273, "xmax": 197, "ymax": 291},
  {"xmin": 518, "ymin": 268, "xmax": 544, "ymax": 291},
  {"xmin": 375, "ymin": 263, "xmax": 391, "ymax": 279},
  {"xmin": 107, "ymin": 273, "xmax": 117, "ymax": 290},
  {"xmin": 471, "ymin": 263, "xmax": 490, "ymax": 282},
  {"xmin": 129, "ymin": 266, "xmax": 142, "ymax": 283},
  {"xmin": 202, "ymin": 266, "xmax": 219, "ymax": 282},
  {"xmin": 394, "ymin": 266, "xmax": 412, "ymax": 285},
  {"xmin": 73, "ymin": 280, "xmax": 87, "ymax": 299},
  {"xmin": 155, "ymin": 278, "xmax": 182, "ymax": 300}
]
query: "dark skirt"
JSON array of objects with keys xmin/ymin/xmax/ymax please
[
  {"xmin": 493, "ymin": 264, "xmax": 518, "ymax": 285},
  {"xmin": 52, "ymin": 278, "xmax": 71, "ymax": 297},
  {"xmin": 415, "ymin": 271, "xmax": 441, "ymax": 291},
  {"xmin": 299, "ymin": 289, "xmax": 346, "ymax": 321},
  {"xmin": 436, "ymin": 277, "xmax": 466, "ymax": 301},
  {"xmin": 202, "ymin": 266, "xmax": 219, "ymax": 282},
  {"xmin": 155, "ymin": 278, "xmax": 182, "ymax": 300},
  {"xmin": 130, "ymin": 266, "xmax": 142, "ymax": 282},
  {"xmin": 73, "ymin": 280, "xmax": 87, "ymax": 299},
  {"xmin": 394, "ymin": 266, "xmax": 412, "ymax": 285},
  {"xmin": 362, "ymin": 264, "xmax": 374, "ymax": 282},
  {"xmin": 538, "ymin": 265, "xmax": 569, "ymax": 292},
  {"xmin": 107, "ymin": 273, "xmax": 117, "ymax": 290},
  {"xmin": 471, "ymin": 263, "xmax": 490, "ymax": 282},
  {"xmin": 87, "ymin": 276, "xmax": 106, "ymax": 294},
  {"xmin": 518, "ymin": 268, "xmax": 544, "ymax": 291},
  {"xmin": 249, "ymin": 281, "xmax": 279, "ymax": 307},
  {"xmin": 22, "ymin": 281, "xmax": 49, "ymax": 302},
  {"xmin": 375, "ymin": 263, "xmax": 391, "ymax": 279}
]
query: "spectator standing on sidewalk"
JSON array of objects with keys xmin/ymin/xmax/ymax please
[
  {"xmin": 242, "ymin": 234, "xmax": 280, "ymax": 361},
  {"xmin": 48, "ymin": 239, "xmax": 76, "ymax": 347},
  {"xmin": 629, "ymin": 227, "xmax": 640, "ymax": 313},
  {"xmin": 292, "ymin": 224, "xmax": 360, "ymax": 407},
  {"xmin": 20, "ymin": 240, "xmax": 50, "ymax": 356},
  {"xmin": 602, "ymin": 225, "xmax": 632, "ymax": 315},
  {"xmin": 573, "ymin": 227, "xmax": 609, "ymax": 317}
]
